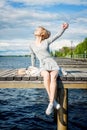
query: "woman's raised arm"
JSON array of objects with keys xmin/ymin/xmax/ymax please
[{"xmin": 47, "ymin": 23, "xmax": 69, "ymax": 44}]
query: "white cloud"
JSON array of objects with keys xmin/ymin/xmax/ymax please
[
  {"xmin": 0, "ymin": 0, "xmax": 5, "ymax": 8},
  {"xmin": 50, "ymin": 39, "xmax": 80, "ymax": 51},
  {"xmin": 0, "ymin": 42, "xmax": 10, "ymax": 47},
  {"xmin": 0, "ymin": 0, "xmax": 87, "ymax": 55},
  {"xmin": 0, "ymin": 39, "xmax": 34, "ymax": 51},
  {"xmin": 0, "ymin": 5, "xmax": 61, "ymax": 22},
  {"xmin": 0, "ymin": 38, "xmax": 80, "ymax": 54}
]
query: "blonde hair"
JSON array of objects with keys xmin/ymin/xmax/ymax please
[{"xmin": 38, "ymin": 26, "xmax": 51, "ymax": 40}]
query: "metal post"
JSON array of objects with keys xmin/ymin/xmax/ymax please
[
  {"xmin": 84, "ymin": 51, "xmax": 86, "ymax": 60},
  {"xmin": 71, "ymin": 41, "xmax": 73, "ymax": 59}
]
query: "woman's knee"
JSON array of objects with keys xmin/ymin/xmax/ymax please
[
  {"xmin": 50, "ymin": 71, "xmax": 58, "ymax": 81},
  {"xmin": 41, "ymin": 71, "xmax": 50, "ymax": 80}
]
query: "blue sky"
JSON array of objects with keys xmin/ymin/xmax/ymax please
[{"xmin": 0, "ymin": 0, "xmax": 87, "ymax": 55}]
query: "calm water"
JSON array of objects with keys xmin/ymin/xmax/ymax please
[{"xmin": 0, "ymin": 57, "xmax": 87, "ymax": 130}]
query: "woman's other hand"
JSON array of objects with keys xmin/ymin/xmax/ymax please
[{"xmin": 62, "ymin": 23, "xmax": 69, "ymax": 30}]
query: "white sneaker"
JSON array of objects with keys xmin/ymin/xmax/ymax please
[
  {"xmin": 53, "ymin": 100, "xmax": 60, "ymax": 110},
  {"xmin": 45, "ymin": 103, "xmax": 54, "ymax": 115}
]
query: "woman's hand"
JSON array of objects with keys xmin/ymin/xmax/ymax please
[{"xmin": 62, "ymin": 23, "xmax": 69, "ymax": 30}]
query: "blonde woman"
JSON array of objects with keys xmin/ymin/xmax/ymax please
[{"xmin": 29, "ymin": 23, "xmax": 69, "ymax": 115}]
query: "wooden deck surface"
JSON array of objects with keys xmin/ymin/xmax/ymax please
[
  {"xmin": 0, "ymin": 58, "xmax": 87, "ymax": 89},
  {"xmin": 0, "ymin": 68, "xmax": 87, "ymax": 81},
  {"xmin": 0, "ymin": 68, "xmax": 87, "ymax": 89}
]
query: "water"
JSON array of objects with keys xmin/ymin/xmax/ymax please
[
  {"xmin": 0, "ymin": 88, "xmax": 56, "ymax": 130},
  {"xmin": 0, "ymin": 56, "xmax": 39, "ymax": 69},
  {"xmin": 0, "ymin": 57, "xmax": 87, "ymax": 130},
  {"xmin": 68, "ymin": 89, "xmax": 87, "ymax": 130}
]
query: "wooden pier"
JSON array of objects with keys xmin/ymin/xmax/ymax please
[{"xmin": 0, "ymin": 58, "xmax": 87, "ymax": 130}]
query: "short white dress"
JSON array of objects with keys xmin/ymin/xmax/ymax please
[{"xmin": 29, "ymin": 28, "xmax": 65, "ymax": 71}]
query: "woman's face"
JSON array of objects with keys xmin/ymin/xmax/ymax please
[{"xmin": 34, "ymin": 27, "xmax": 42, "ymax": 36}]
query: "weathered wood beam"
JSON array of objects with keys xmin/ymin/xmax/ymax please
[
  {"xmin": 57, "ymin": 89, "xmax": 68, "ymax": 130},
  {"xmin": 0, "ymin": 81, "xmax": 87, "ymax": 89}
]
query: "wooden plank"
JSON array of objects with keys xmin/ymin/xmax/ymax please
[
  {"xmin": 69, "ymin": 68, "xmax": 87, "ymax": 81},
  {"xmin": 0, "ymin": 81, "xmax": 87, "ymax": 89},
  {"xmin": 6, "ymin": 70, "xmax": 17, "ymax": 81},
  {"xmin": 59, "ymin": 76, "xmax": 67, "ymax": 81},
  {"xmin": 22, "ymin": 75, "xmax": 30, "ymax": 81},
  {"xmin": 0, "ymin": 69, "xmax": 17, "ymax": 77},
  {"xmin": 14, "ymin": 76, "xmax": 22, "ymax": 81},
  {"xmin": 62, "ymin": 82, "xmax": 87, "ymax": 89},
  {"xmin": 0, "ymin": 69, "xmax": 13, "ymax": 76},
  {"xmin": 59, "ymin": 65, "xmax": 87, "ymax": 68},
  {"xmin": 29, "ymin": 76, "xmax": 38, "ymax": 81},
  {"xmin": 0, "ymin": 81, "xmax": 44, "ymax": 88},
  {"xmin": 0, "ymin": 70, "xmax": 6, "ymax": 73},
  {"xmin": 65, "ymin": 68, "xmax": 87, "ymax": 79},
  {"xmin": 67, "ymin": 69, "xmax": 84, "ymax": 81},
  {"xmin": 55, "ymin": 58, "xmax": 87, "ymax": 66},
  {"xmin": 0, "ymin": 68, "xmax": 87, "ymax": 82},
  {"xmin": 0, "ymin": 75, "xmax": 87, "ymax": 82},
  {"xmin": 74, "ymin": 73, "xmax": 87, "ymax": 81},
  {"xmin": 66, "ymin": 72, "xmax": 75, "ymax": 81},
  {"xmin": 0, "ymin": 69, "xmax": 17, "ymax": 81}
]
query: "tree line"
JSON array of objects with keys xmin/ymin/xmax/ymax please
[{"xmin": 51, "ymin": 38, "xmax": 87, "ymax": 58}]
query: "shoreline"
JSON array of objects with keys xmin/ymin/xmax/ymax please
[{"xmin": 0, "ymin": 55, "xmax": 30, "ymax": 57}]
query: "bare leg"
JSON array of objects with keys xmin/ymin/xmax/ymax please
[
  {"xmin": 41, "ymin": 70, "xmax": 51, "ymax": 100},
  {"xmin": 41, "ymin": 70, "xmax": 59, "ymax": 115},
  {"xmin": 50, "ymin": 70, "xmax": 58, "ymax": 103}
]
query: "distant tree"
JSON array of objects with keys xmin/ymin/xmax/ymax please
[
  {"xmin": 55, "ymin": 51, "xmax": 63, "ymax": 57},
  {"xmin": 61, "ymin": 47, "xmax": 71, "ymax": 56},
  {"xmin": 74, "ymin": 38, "xmax": 87, "ymax": 54},
  {"xmin": 51, "ymin": 38, "xmax": 87, "ymax": 57}
]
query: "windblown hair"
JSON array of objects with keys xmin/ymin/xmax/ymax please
[{"xmin": 38, "ymin": 26, "xmax": 51, "ymax": 40}]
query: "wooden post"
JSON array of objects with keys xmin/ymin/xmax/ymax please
[{"xmin": 57, "ymin": 79, "xmax": 68, "ymax": 130}]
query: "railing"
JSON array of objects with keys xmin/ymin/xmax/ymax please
[{"xmin": 66, "ymin": 54, "xmax": 87, "ymax": 60}]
